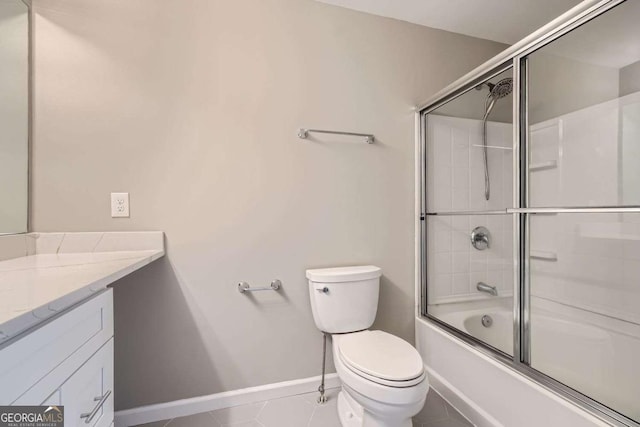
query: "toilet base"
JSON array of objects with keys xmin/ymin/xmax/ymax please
[
  {"xmin": 337, "ymin": 390, "xmax": 363, "ymax": 427},
  {"xmin": 336, "ymin": 387, "xmax": 415, "ymax": 427}
]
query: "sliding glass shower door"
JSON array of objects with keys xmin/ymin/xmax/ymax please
[
  {"xmin": 424, "ymin": 67, "xmax": 515, "ymax": 355},
  {"xmin": 524, "ymin": 1, "xmax": 640, "ymax": 422},
  {"xmin": 421, "ymin": 1, "xmax": 640, "ymax": 425}
]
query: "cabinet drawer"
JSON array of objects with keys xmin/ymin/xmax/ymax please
[
  {"xmin": 60, "ymin": 339, "xmax": 114, "ymax": 427},
  {"xmin": 17, "ymin": 339, "xmax": 114, "ymax": 427},
  {"xmin": 1, "ymin": 290, "xmax": 113, "ymax": 404}
]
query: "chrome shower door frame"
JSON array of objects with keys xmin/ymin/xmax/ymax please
[{"xmin": 418, "ymin": 1, "xmax": 640, "ymax": 426}]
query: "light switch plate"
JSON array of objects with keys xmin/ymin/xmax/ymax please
[{"xmin": 111, "ymin": 192, "xmax": 130, "ymax": 218}]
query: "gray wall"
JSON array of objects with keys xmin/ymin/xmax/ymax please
[
  {"xmin": 31, "ymin": 0, "xmax": 506, "ymax": 410},
  {"xmin": 620, "ymin": 59, "xmax": 640, "ymax": 97},
  {"xmin": 529, "ymin": 52, "xmax": 620, "ymax": 124}
]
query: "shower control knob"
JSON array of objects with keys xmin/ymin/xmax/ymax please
[{"xmin": 471, "ymin": 226, "xmax": 491, "ymax": 250}]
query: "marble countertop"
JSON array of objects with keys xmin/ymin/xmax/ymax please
[{"xmin": 0, "ymin": 232, "xmax": 164, "ymax": 343}]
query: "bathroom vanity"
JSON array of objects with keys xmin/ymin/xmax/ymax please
[
  {"xmin": 0, "ymin": 232, "xmax": 164, "ymax": 426},
  {"xmin": 0, "ymin": 1, "xmax": 168, "ymax": 423}
]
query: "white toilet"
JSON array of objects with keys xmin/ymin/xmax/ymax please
[{"xmin": 307, "ymin": 265, "xmax": 429, "ymax": 427}]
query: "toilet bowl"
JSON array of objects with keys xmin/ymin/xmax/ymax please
[
  {"xmin": 306, "ymin": 266, "xmax": 429, "ymax": 427},
  {"xmin": 332, "ymin": 331, "xmax": 429, "ymax": 427}
]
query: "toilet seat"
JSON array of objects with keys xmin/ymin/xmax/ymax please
[
  {"xmin": 337, "ymin": 330, "xmax": 425, "ymax": 388},
  {"xmin": 340, "ymin": 354, "xmax": 426, "ymax": 388}
]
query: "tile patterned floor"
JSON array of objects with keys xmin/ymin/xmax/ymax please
[{"xmin": 136, "ymin": 387, "xmax": 473, "ymax": 427}]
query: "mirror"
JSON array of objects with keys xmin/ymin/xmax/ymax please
[{"xmin": 0, "ymin": 0, "xmax": 28, "ymax": 234}]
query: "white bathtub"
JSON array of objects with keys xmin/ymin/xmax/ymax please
[{"xmin": 423, "ymin": 299, "xmax": 640, "ymax": 425}]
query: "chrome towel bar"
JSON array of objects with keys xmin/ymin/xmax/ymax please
[
  {"xmin": 298, "ymin": 128, "xmax": 374, "ymax": 144},
  {"xmin": 238, "ymin": 280, "xmax": 282, "ymax": 294}
]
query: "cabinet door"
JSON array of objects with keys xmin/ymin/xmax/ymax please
[
  {"xmin": 60, "ymin": 339, "xmax": 113, "ymax": 427},
  {"xmin": 2, "ymin": 290, "xmax": 113, "ymax": 405}
]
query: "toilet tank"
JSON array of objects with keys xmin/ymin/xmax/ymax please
[{"xmin": 306, "ymin": 265, "xmax": 382, "ymax": 334}]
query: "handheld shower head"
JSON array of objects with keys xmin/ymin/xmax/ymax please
[
  {"xmin": 483, "ymin": 77, "xmax": 513, "ymax": 119},
  {"xmin": 475, "ymin": 78, "xmax": 513, "ymax": 99},
  {"xmin": 480, "ymin": 77, "xmax": 513, "ymax": 201},
  {"xmin": 489, "ymin": 78, "xmax": 513, "ymax": 100}
]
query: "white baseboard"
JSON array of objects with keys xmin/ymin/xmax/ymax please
[
  {"xmin": 114, "ymin": 374, "xmax": 341, "ymax": 427},
  {"xmin": 425, "ymin": 366, "xmax": 502, "ymax": 427}
]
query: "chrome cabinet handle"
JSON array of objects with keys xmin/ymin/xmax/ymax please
[{"xmin": 80, "ymin": 390, "xmax": 111, "ymax": 424}]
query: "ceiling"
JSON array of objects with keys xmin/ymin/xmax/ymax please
[
  {"xmin": 315, "ymin": 0, "xmax": 583, "ymax": 45},
  {"xmin": 315, "ymin": 0, "xmax": 640, "ymax": 69}
]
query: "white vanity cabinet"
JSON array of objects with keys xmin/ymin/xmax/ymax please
[
  {"xmin": 0, "ymin": 231, "xmax": 164, "ymax": 426},
  {"xmin": 0, "ymin": 289, "xmax": 115, "ymax": 427},
  {"xmin": 42, "ymin": 340, "xmax": 114, "ymax": 427}
]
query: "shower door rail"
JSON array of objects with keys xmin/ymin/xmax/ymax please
[{"xmin": 425, "ymin": 206, "xmax": 640, "ymax": 215}]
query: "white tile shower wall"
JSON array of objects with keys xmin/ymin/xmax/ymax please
[
  {"xmin": 427, "ymin": 115, "xmax": 513, "ymax": 212},
  {"xmin": 531, "ymin": 212, "xmax": 640, "ymax": 325},
  {"xmin": 428, "ymin": 215, "xmax": 513, "ymax": 303},
  {"xmin": 529, "ymin": 91, "xmax": 640, "ymax": 326},
  {"xmin": 426, "ymin": 115, "xmax": 514, "ymax": 303}
]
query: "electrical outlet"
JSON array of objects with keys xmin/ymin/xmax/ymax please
[{"xmin": 111, "ymin": 192, "xmax": 130, "ymax": 218}]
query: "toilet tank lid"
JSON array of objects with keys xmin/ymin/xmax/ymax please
[{"xmin": 306, "ymin": 265, "xmax": 381, "ymax": 283}]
